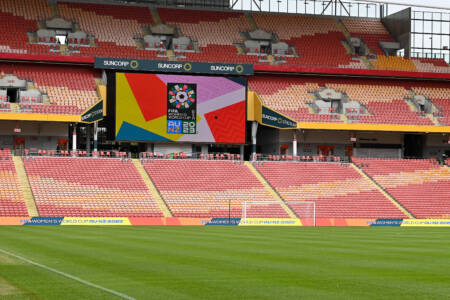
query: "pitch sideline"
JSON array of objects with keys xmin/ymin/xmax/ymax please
[{"xmin": 0, "ymin": 248, "xmax": 136, "ymax": 300}]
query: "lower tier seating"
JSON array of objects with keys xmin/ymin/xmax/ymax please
[
  {"xmin": 24, "ymin": 157, "xmax": 163, "ymax": 217},
  {"xmin": 0, "ymin": 149, "xmax": 28, "ymax": 216},
  {"xmin": 256, "ymin": 161, "xmax": 407, "ymax": 219},
  {"xmin": 353, "ymin": 158, "xmax": 450, "ymax": 219},
  {"xmin": 143, "ymin": 160, "xmax": 289, "ymax": 218}
]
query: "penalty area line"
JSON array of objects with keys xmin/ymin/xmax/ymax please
[{"xmin": 0, "ymin": 248, "xmax": 135, "ymax": 300}]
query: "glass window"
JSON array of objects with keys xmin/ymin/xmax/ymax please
[
  {"xmin": 442, "ymin": 23, "xmax": 450, "ymax": 35},
  {"xmin": 424, "ymin": 21, "xmax": 432, "ymax": 34},
  {"xmin": 412, "ymin": 33, "xmax": 423, "ymax": 48},
  {"xmin": 442, "ymin": 35, "xmax": 449, "ymax": 49},
  {"xmin": 433, "ymin": 21, "xmax": 441, "ymax": 35},
  {"xmin": 433, "ymin": 35, "xmax": 441, "ymax": 49},
  {"xmin": 414, "ymin": 20, "xmax": 423, "ymax": 32},
  {"xmin": 424, "ymin": 34, "xmax": 432, "ymax": 49}
]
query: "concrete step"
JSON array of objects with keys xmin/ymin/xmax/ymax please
[
  {"xmin": 350, "ymin": 163, "xmax": 414, "ymax": 219},
  {"xmin": 245, "ymin": 161, "xmax": 298, "ymax": 219},
  {"xmin": 335, "ymin": 19, "xmax": 352, "ymax": 40},
  {"xmin": 149, "ymin": 7, "xmax": 162, "ymax": 25},
  {"xmin": 407, "ymin": 100, "xmax": 419, "ymax": 112},
  {"xmin": 42, "ymin": 95, "xmax": 51, "ymax": 105},
  {"xmin": 427, "ymin": 113, "xmax": 441, "ymax": 126},
  {"xmin": 245, "ymin": 12, "xmax": 257, "ymax": 31},
  {"xmin": 9, "ymin": 103, "xmax": 20, "ymax": 113},
  {"xmin": 13, "ymin": 157, "xmax": 39, "ymax": 217},
  {"xmin": 50, "ymin": 2, "xmax": 59, "ymax": 17},
  {"xmin": 167, "ymin": 49, "xmax": 177, "ymax": 61},
  {"xmin": 132, "ymin": 159, "xmax": 172, "ymax": 217},
  {"xmin": 360, "ymin": 56, "xmax": 374, "ymax": 69}
]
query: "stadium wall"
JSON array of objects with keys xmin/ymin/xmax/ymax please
[
  {"xmin": 0, "ymin": 121, "xmax": 67, "ymax": 150},
  {"xmin": 382, "ymin": 8, "xmax": 411, "ymax": 56}
]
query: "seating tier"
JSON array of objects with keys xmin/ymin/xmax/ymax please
[
  {"xmin": 24, "ymin": 157, "xmax": 163, "ymax": 217},
  {"xmin": 353, "ymin": 158, "xmax": 450, "ymax": 218},
  {"xmin": 0, "ymin": 149, "xmax": 28, "ymax": 217},
  {"xmin": 143, "ymin": 160, "xmax": 289, "ymax": 218},
  {"xmin": 249, "ymin": 75, "xmax": 440, "ymax": 126},
  {"xmin": 256, "ymin": 162, "xmax": 407, "ymax": 218},
  {"xmin": 0, "ymin": 62, "xmax": 99, "ymax": 114}
]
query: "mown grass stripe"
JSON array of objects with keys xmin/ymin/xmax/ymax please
[{"xmin": 0, "ymin": 248, "xmax": 135, "ymax": 300}]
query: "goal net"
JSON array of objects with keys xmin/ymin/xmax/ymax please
[{"xmin": 241, "ymin": 201, "xmax": 316, "ymax": 226}]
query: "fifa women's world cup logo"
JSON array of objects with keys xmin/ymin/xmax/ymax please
[
  {"xmin": 167, "ymin": 83, "xmax": 197, "ymax": 134},
  {"xmin": 168, "ymin": 84, "xmax": 195, "ymax": 109}
]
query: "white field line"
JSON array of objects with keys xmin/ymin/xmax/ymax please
[{"xmin": 0, "ymin": 248, "xmax": 135, "ymax": 300}]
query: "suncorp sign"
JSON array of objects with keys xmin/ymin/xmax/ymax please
[
  {"xmin": 261, "ymin": 106, "xmax": 297, "ymax": 129},
  {"xmin": 95, "ymin": 57, "xmax": 253, "ymax": 75},
  {"xmin": 102, "ymin": 60, "xmax": 130, "ymax": 68}
]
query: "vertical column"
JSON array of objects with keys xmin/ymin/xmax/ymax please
[
  {"xmin": 86, "ymin": 125, "xmax": 91, "ymax": 153},
  {"xmin": 201, "ymin": 145, "xmax": 208, "ymax": 156},
  {"xmin": 251, "ymin": 121, "xmax": 258, "ymax": 160},
  {"xmin": 93, "ymin": 122, "xmax": 98, "ymax": 152},
  {"xmin": 293, "ymin": 130, "xmax": 297, "ymax": 157},
  {"xmin": 72, "ymin": 124, "xmax": 77, "ymax": 152},
  {"xmin": 146, "ymin": 143, "xmax": 153, "ymax": 153}
]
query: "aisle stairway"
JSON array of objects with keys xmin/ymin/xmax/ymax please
[
  {"xmin": 350, "ymin": 163, "xmax": 414, "ymax": 218},
  {"xmin": 245, "ymin": 161, "xmax": 297, "ymax": 218},
  {"xmin": 12, "ymin": 157, "xmax": 39, "ymax": 217},
  {"xmin": 150, "ymin": 7, "xmax": 161, "ymax": 25},
  {"xmin": 133, "ymin": 159, "xmax": 172, "ymax": 217}
]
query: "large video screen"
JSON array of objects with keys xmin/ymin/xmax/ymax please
[{"xmin": 115, "ymin": 73, "xmax": 246, "ymax": 143}]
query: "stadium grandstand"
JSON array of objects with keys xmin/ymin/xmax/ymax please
[
  {"xmin": 0, "ymin": 1, "xmax": 450, "ymax": 299},
  {"xmin": 0, "ymin": 0, "xmax": 448, "ymax": 225}
]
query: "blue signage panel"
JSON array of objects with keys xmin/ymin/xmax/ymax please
[
  {"xmin": 94, "ymin": 57, "xmax": 253, "ymax": 75},
  {"xmin": 261, "ymin": 106, "xmax": 297, "ymax": 129}
]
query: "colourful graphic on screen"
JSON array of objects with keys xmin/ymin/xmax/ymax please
[
  {"xmin": 167, "ymin": 83, "xmax": 197, "ymax": 134},
  {"xmin": 115, "ymin": 73, "xmax": 246, "ymax": 143}
]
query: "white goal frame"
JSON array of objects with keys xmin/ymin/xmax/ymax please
[{"xmin": 242, "ymin": 201, "xmax": 316, "ymax": 227}]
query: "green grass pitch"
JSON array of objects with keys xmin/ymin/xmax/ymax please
[{"xmin": 0, "ymin": 226, "xmax": 449, "ymax": 299}]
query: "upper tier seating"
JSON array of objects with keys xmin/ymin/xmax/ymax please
[
  {"xmin": 0, "ymin": 149, "xmax": 28, "ymax": 216},
  {"xmin": 24, "ymin": 157, "xmax": 163, "ymax": 217},
  {"xmin": 256, "ymin": 161, "xmax": 407, "ymax": 219},
  {"xmin": 342, "ymin": 18, "xmax": 394, "ymax": 55},
  {"xmin": 58, "ymin": 2, "xmax": 160, "ymax": 60},
  {"xmin": 353, "ymin": 158, "xmax": 450, "ymax": 218},
  {"xmin": 412, "ymin": 58, "xmax": 450, "ymax": 73},
  {"xmin": 252, "ymin": 14, "xmax": 359, "ymax": 68},
  {"xmin": 0, "ymin": 62, "xmax": 99, "ymax": 114},
  {"xmin": 143, "ymin": 160, "xmax": 289, "ymax": 218},
  {"xmin": 0, "ymin": 1, "xmax": 447, "ymax": 74},
  {"xmin": 371, "ymin": 55, "xmax": 418, "ymax": 72},
  {"xmin": 158, "ymin": 8, "xmax": 259, "ymax": 64},
  {"xmin": 0, "ymin": 0, "xmax": 52, "ymax": 55},
  {"xmin": 248, "ymin": 75, "xmax": 437, "ymax": 126}
]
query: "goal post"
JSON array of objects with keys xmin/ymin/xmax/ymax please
[{"xmin": 241, "ymin": 201, "xmax": 316, "ymax": 226}]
